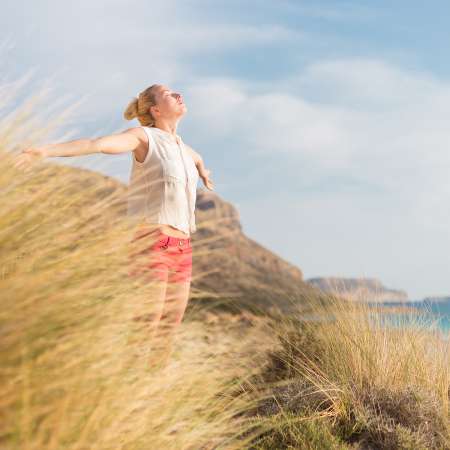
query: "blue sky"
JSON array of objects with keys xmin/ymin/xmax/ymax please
[{"xmin": 3, "ymin": 0, "xmax": 450, "ymax": 299}]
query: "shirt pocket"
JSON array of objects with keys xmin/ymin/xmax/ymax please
[{"xmin": 161, "ymin": 158, "xmax": 185, "ymax": 184}]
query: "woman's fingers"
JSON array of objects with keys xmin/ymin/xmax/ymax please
[{"xmin": 206, "ymin": 177, "xmax": 214, "ymax": 190}]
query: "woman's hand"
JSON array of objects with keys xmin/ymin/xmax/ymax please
[
  {"xmin": 13, "ymin": 147, "xmax": 47, "ymax": 172},
  {"xmin": 200, "ymin": 168, "xmax": 214, "ymax": 191}
]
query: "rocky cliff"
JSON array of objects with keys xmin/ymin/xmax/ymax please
[{"xmin": 306, "ymin": 277, "xmax": 408, "ymax": 302}]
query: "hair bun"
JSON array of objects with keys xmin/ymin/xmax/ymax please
[{"xmin": 123, "ymin": 97, "xmax": 139, "ymax": 121}]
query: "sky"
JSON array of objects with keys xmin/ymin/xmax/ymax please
[{"xmin": 2, "ymin": 0, "xmax": 450, "ymax": 300}]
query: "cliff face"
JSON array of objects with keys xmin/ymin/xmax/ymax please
[
  {"xmin": 305, "ymin": 277, "xmax": 408, "ymax": 302},
  {"xmin": 195, "ymin": 189, "xmax": 303, "ymax": 278}
]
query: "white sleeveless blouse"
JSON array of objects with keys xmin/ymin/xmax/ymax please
[{"xmin": 127, "ymin": 126, "xmax": 199, "ymax": 234}]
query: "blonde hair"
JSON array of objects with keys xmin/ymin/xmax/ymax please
[{"xmin": 123, "ymin": 84, "xmax": 160, "ymax": 126}]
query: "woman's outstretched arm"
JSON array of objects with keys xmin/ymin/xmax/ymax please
[
  {"xmin": 184, "ymin": 144, "xmax": 214, "ymax": 191},
  {"xmin": 13, "ymin": 128, "xmax": 142, "ymax": 171}
]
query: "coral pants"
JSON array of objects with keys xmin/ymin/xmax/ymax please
[{"xmin": 128, "ymin": 228, "xmax": 193, "ymax": 284}]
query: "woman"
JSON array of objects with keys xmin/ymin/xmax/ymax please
[{"xmin": 13, "ymin": 83, "xmax": 214, "ymax": 366}]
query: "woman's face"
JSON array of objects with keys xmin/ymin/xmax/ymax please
[{"xmin": 152, "ymin": 85, "xmax": 187, "ymax": 120}]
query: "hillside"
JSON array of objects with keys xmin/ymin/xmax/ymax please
[{"xmin": 45, "ymin": 163, "xmax": 329, "ymax": 315}]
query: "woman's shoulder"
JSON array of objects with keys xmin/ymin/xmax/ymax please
[
  {"xmin": 127, "ymin": 126, "xmax": 156, "ymax": 164},
  {"xmin": 123, "ymin": 126, "xmax": 148, "ymax": 141}
]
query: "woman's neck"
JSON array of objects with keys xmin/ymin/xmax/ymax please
[{"xmin": 152, "ymin": 120, "xmax": 179, "ymax": 137}]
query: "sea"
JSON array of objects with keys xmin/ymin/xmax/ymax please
[{"xmin": 364, "ymin": 298, "xmax": 450, "ymax": 336}]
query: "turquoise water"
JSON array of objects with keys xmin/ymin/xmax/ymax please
[{"xmin": 364, "ymin": 299, "xmax": 450, "ymax": 336}]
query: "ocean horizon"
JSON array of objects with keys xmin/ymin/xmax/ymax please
[{"xmin": 365, "ymin": 298, "xmax": 450, "ymax": 335}]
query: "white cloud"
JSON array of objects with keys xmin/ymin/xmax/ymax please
[
  {"xmin": 186, "ymin": 59, "xmax": 450, "ymax": 230},
  {"xmin": 1, "ymin": 0, "xmax": 304, "ymax": 126},
  {"xmin": 181, "ymin": 59, "xmax": 450, "ymax": 298},
  {"xmin": 4, "ymin": 0, "xmax": 448, "ymax": 298}
]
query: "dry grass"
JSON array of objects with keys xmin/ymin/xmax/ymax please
[
  {"xmin": 2, "ymin": 76, "xmax": 449, "ymax": 450},
  {"xmin": 242, "ymin": 295, "xmax": 450, "ymax": 449},
  {"xmin": 0, "ymin": 79, "xmax": 279, "ymax": 450}
]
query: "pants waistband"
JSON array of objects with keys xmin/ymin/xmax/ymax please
[
  {"xmin": 134, "ymin": 226, "xmax": 191, "ymax": 246},
  {"xmin": 159, "ymin": 231, "xmax": 191, "ymax": 247}
]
